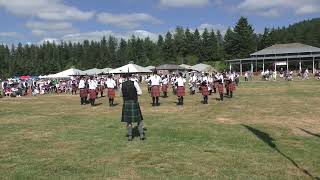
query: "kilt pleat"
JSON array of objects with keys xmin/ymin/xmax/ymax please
[
  {"xmin": 218, "ymin": 84, "xmax": 224, "ymax": 94},
  {"xmin": 177, "ymin": 86, "xmax": 185, "ymax": 97},
  {"xmin": 202, "ymin": 86, "xmax": 209, "ymax": 96},
  {"xmin": 80, "ymin": 89, "xmax": 87, "ymax": 98},
  {"xmin": 162, "ymin": 84, "xmax": 168, "ymax": 92},
  {"xmin": 89, "ymin": 89, "xmax": 97, "ymax": 99},
  {"xmin": 107, "ymin": 88, "xmax": 115, "ymax": 98},
  {"xmin": 151, "ymin": 86, "xmax": 160, "ymax": 97},
  {"xmin": 228, "ymin": 83, "xmax": 236, "ymax": 92},
  {"xmin": 121, "ymin": 100, "xmax": 143, "ymax": 123}
]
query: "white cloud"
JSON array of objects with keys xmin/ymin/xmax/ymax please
[
  {"xmin": 39, "ymin": 29, "xmax": 160, "ymax": 44},
  {"xmin": 0, "ymin": 0, "xmax": 94, "ymax": 21},
  {"xmin": 237, "ymin": 0, "xmax": 320, "ymax": 17},
  {"xmin": 97, "ymin": 12, "xmax": 162, "ymax": 29},
  {"xmin": 159, "ymin": 0, "xmax": 210, "ymax": 8},
  {"xmin": 0, "ymin": 32, "xmax": 20, "ymax": 38},
  {"xmin": 198, "ymin": 23, "xmax": 228, "ymax": 35},
  {"xmin": 26, "ymin": 21, "xmax": 78, "ymax": 37}
]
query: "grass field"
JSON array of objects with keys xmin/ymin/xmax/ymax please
[{"xmin": 0, "ymin": 79, "xmax": 320, "ymax": 179}]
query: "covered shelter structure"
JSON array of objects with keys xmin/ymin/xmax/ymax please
[
  {"xmin": 226, "ymin": 43, "xmax": 320, "ymax": 75},
  {"xmin": 192, "ymin": 63, "xmax": 216, "ymax": 72},
  {"xmin": 110, "ymin": 63, "xmax": 152, "ymax": 74},
  {"xmin": 156, "ymin": 64, "xmax": 186, "ymax": 74}
]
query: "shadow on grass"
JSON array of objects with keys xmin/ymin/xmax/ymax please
[
  {"xmin": 242, "ymin": 125, "xmax": 319, "ymax": 180},
  {"xmin": 298, "ymin": 128, "xmax": 320, "ymax": 138}
]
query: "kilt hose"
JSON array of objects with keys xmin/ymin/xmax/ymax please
[
  {"xmin": 80, "ymin": 88, "xmax": 88, "ymax": 98},
  {"xmin": 177, "ymin": 86, "xmax": 185, "ymax": 97},
  {"xmin": 228, "ymin": 82, "xmax": 236, "ymax": 92},
  {"xmin": 202, "ymin": 86, "xmax": 209, "ymax": 96},
  {"xmin": 218, "ymin": 84, "xmax": 224, "ymax": 94},
  {"xmin": 107, "ymin": 88, "xmax": 116, "ymax": 98},
  {"xmin": 151, "ymin": 85, "xmax": 160, "ymax": 97},
  {"xmin": 89, "ymin": 89, "xmax": 97, "ymax": 100},
  {"xmin": 121, "ymin": 100, "xmax": 143, "ymax": 123},
  {"xmin": 162, "ymin": 84, "xmax": 168, "ymax": 92}
]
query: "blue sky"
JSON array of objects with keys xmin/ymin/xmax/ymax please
[{"xmin": 0, "ymin": 0, "xmax": 319, "ymax": 44}]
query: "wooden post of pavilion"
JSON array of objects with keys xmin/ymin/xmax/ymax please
[
  {"xmin": 313, "ymin": 57, "xmax": 315, "ymax": 74},
  {"xmin": 286, "ymin": 58, "xmax": 289, "ymax": 71},
  {"xmin": 240, "ymin": 60, "xmax": 243, "ymax": 76},
  {"xmin": 262, "ymin": 59, "xmax": 265, "ymax": 72}
]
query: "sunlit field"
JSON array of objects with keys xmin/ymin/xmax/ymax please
[{"xmin": 0, "ymin": 79, "xmax": 320, "ymax": 179}]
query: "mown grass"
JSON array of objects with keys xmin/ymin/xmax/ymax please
[{"xmin": 0, "ymin": 79, "xmax": 320, "ymax": 179}]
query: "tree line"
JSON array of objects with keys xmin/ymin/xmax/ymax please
[{"xmin": 0, "ymin": 17, "xmax": 320, "ymax": 78}]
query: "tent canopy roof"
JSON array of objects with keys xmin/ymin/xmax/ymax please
[
  {"xmin": 251, "ymin": 43, "xmax": 320, "ymax": 56},
  {"xmin": 47, "ymin": 68, "xmax": 84, "ymax": 78},
  {"xmin": 156, "ymin": 64, "xmax": 185, "ymax": 70},
  {"xmin": 180, "ymin": 64, "xmax": 193, "ymax": 69},
  {"xmin": 110, "ymin": 63, "xmax": 152, "ymax": 74},
  {"xmin": 192, "ymin": 63, "xmax": 216, "ymax": 72}
]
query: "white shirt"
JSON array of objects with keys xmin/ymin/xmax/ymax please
[
  {"xmin": 105, "ymin": 78, "xmax": 116, "ymax": 88},
  {"xmin": 78, "ymin": 80, "xmax": 86, "ymax": 88},
  {"xmin": 176, "ymin": 77, "xmax": 186, "ymax": 87},
  {"xmin": 219, "ymin": 75, "xmax": 224, "ymax": 84},
  {"xmin": 202, "ymin": 76, "xmax": 208, "ymax": 82},
  {"xmin": 162, "ymin": 78, "xmax": 168, "ymax": 85},
  {"xmin": 134, "ymin": 81, "xmax": 142, "ymax": 95},
  {"xmin": 150, "ymin": 75, "xmax": 161, "ymax": 86},
  {"xmin": 88, "ymin": 80, "xmax": 98, "ymax": 90}
]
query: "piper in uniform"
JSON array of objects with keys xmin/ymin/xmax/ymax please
[
  {"xmin": 121, "ymin": 73, "xmax": 145, "ymax": 141},
  {"xmin": 88, "ymin": 77, "xmax": 98, "ymax": 106},
  {"xmin": 79, "ymin": 77, "xmax": 87, "ymax": 105},
  {"xmin": 161, "ymin": 75, "xmax": 169, "ymax": 98},
  {"xmin": 150, "ymin": 70, "xmax": 162, "ymax": 106},
  {"xmin": 201, "ymin": 81, "xmax": 209, "ymax": 104},
  {"xmin": 175, "ymin": 73, "xmax": 186, "ymax": 106},
  {"xmin": 218, "ymin": 73, "xmax": 224, "ymax": 101},
  {"xmin": 71, "ymin": 79, "xmax": 77, "ymax": 95},
  {"xmin": 228, "ymin": 72, "xmax": 236, "ymax": 98},
  {"xmin": 105, "ymin": 74, "xmax": 117, "ymax": 107}
]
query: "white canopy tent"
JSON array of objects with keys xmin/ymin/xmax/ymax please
[
  {"xmin": 100, "ymin": 68, "xmax": 113, "ymax": 74},
  {"xmin": 192, "ymin": 63, "xmax": 216, "ymax": 72},
  {"xmin": 110, "ymin": 63, "xmax": 152, "ymax": 74},
  {"xmin": 83, "ymin": 68, "xmax": 103, "ymax": 75},
  {"xmin": 45, "ymin": 68, "xmax": 84, "ymax": 79}
]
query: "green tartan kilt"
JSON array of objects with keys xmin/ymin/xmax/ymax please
[{"xmin": 121, "ymin": 100, "xmax": 143, "ymax": 123}]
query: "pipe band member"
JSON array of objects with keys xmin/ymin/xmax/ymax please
[
  {"xmin": 150, "ymin": 70, "xmax": 161, "ymax": 106},
  {"xmin": 121, "ymin": 73, "xmax": 145, "ymax": 141},
  {"xmin": 176, "ymin": 72, "xmax": 186, "ymax": 106},
  {"xmin": 88, "ymin": 77, "xmax": 98, "ymax": 106},
  {"xmin": 79, "ymin": 77, "xmax": 87, "ymax": 105},
  {"xmin": 106, "ymin": 74, "xmax": 117, "ymax": 107}
]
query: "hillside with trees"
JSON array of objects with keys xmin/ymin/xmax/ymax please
[{"xmin": 0, "ymin": 17, "xmax": 320, "ymax": 78}]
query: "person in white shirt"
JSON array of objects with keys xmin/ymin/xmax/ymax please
[
  {"xmin": 78, "ymin": 77, "xmax": 87, "ymax": 105},
  {"xmin": 175, "ymin": 72, "xmax": 186, "ymax": 106},
  {"xmin": 105, "ymin": 74, "xmax": 117, "ymax": 106},
  {"xmin": 161, "ymin": 75, "xmax": 169, "ymax": 98},
  {"xmin": 150, "ymin": 70, "xmax": 162, "ymax": 106},
  {"xmin": 88, "ymin": 77, "xmax": 98, "ymax": 106},
  {"xmin": 189, "ymin": 73, "xmax": 197, "ymax": 95}
]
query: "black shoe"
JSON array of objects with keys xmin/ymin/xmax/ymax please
[
  {"xmin": 140, "ymin": 137, "xmax": 145, "ymax": 141},
  {"xmin": 128, "ymin": 136, "xmax": 133, "ymax": 141},
  {"xmin": 156, "ymin": 103, "xmax": 160, "ymax": 106}
]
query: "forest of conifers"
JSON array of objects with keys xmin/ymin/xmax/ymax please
[{"xmin": 0, "ymin": 17, "xmax": 320, "ymax": 77}]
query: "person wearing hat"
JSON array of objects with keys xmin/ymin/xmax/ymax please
[
  {"xmin": 121, "ymin": 73, "xmax": 145, "ymax": 141},
  {"xmin": 175, "ymin": 72, "xmax": 186, "ymax": 106},
  {"xmin": 88, "ymin": 76, "xmax": 98, "ymax": 106},
  {"xmin": 105, "ymin": 74, "xmax": 117, "ymax": 106},
  {"xmin": 150, "ymin": 70, "xmax": 162, "ymax": 106}
]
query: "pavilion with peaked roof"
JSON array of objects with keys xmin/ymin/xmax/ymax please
[{"xmin": 226, "ymin": 43, "xmax": 320, "ymax": 75}]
